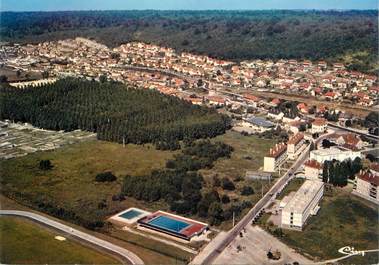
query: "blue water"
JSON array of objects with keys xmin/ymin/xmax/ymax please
[
  {"xmin": 148, "ymin": 215, "xmax": 190, "ymax": 233},
  {"xmin": 119, "ymin": 209, "xmax": 143, "ymax": 220}
]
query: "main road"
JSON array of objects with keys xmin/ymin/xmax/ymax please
[
  {"xmin": 191, "ymin": 145, "xmax": 311, "ymax": 265},
  {"xmin": 0, "ymin": 210, "xmax": 144, "ymax": 265}
]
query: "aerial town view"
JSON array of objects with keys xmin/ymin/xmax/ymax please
[{"xmin": 0, "ymin": 1, "xmax": 378, "ymax": 265}]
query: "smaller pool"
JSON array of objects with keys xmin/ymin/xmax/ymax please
[{"xmin": 119, "ymin": 209, "xmax": 144, "ymax": 220}]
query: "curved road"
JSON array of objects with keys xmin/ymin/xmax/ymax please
[{"xmin": 0, "ymin": 210, "xmax": 144, "ymax": 265}]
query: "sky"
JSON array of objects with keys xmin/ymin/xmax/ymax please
[{"xmin": 1, "ymin": 0, "xmax": 378, "ymax": 11}]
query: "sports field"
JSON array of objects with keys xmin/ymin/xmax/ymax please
[{"xmin": 0, "ymin": 216, "xmax": 119, "ymax": 264}]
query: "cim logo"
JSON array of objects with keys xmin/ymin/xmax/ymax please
[{"xmin": 338, "ymin": 246, "xmax": 365, "ymax": 257}]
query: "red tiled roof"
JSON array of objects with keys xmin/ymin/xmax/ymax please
[
  {"xmin": 287, "ymin": 133, "xmax": 304, "ymax": 145},
  {"xmin": 206, "ymin": 96, "xmax": 225, "ymax": 104},
  {"xmin": 341, "ymin": 134, "xmax": 361, "ymax": 147},
  {"xmin": 313, "ymin": 118, "xmax": 327, "ymax": 126},
  {"xmin": 305, "ymin": 159, "xmax": 323, "ymax": 170},
  {"xmin": 268, "ymin": 143, "xmax": 287, "ymax": 158},
  {"xmin": 370, "ymin": 163, "xmax": 379, "ymax": 173},
  {"xmin": 243, "ymin": 93, "xmax": 260, "ymax": 102},
  {"xmin": 357, "ymin": 171, "xmax": 379, "ymax": 186}
]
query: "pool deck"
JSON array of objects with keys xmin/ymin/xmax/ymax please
[
  {"xmin": 108, "ymin": 207, "xmax": 151, "ymax": 226},
  {"xmin": 137, "ymin": 210, "xmax": 208, "ymax": 241}
]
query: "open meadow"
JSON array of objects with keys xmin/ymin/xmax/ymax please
[{"xmin": 0, "ymin": 216, "xmax": 119, "ymax": 264}]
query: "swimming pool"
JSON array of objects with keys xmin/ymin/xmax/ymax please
[
  {"xmin": 147, "ymin": 215, "xmax": 190, "ymax": 233},
  {"xmin": 119, "ymin": 209, "xmax": 144, "ymax": 220}
]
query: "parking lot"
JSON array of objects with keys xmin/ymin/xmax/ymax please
[{"xmin": 213, "ymin": 225, "xmax": 312, "ymax": 265}]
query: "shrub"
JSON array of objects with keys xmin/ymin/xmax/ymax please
[
  {"xmin": 39, "ymin": 160, "xmax": 53, "ymax": 170},
  {"xmin": 221, "ymin": 177, "xmax": 235, "ymax": 190},
  {"xmin": 95, "ymin": 172, "xmax": 117, "ymax": 182},
  {"xmin": 241, "ymin": 186, "xmax": 254, "ymax": 196}
]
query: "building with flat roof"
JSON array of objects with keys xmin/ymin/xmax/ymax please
[
  {"xmin": 281, "ymin": 180, "xmax": 324, "ymax": 230},
  {"xmin": 310, "ymin": 147, "xmax": 361, "ymax": 163},
  {"xmin": 241, "ymin": 116, "xmax": 275, "ymax": 133}
]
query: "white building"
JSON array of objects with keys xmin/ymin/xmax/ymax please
[
  {"xmin": 310, "ymin": 147, "xmax": 361, "ymax": 164},
  {"xmin": 304, "ymin": 160, "xmax": 323, "ymax": 181},
  {"xmin": 310, "ymin": 118, "xmax": 327, "ymax": 134},
  {"xmin": 281, "ymin": 180, "xmax": 324, "ymax": 230},
  {"xmin": 353, "ymin": 168, "xmax": 379, "ymax": 204},
  {"xmin": 287, "ymin": 133, "xmax": 305, "ymax": 159},
  {"xmin": 264, "ymin": 143, "xmax": 287, "ymax": 172}
]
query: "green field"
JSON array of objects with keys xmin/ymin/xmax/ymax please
[
  {"xmin": 0, "ymin": 216, "xmax": 119, "ymax": 264},
  {"xmin": 276, "ymin": 178, "xmax": 305, "ymax": 200},
  {"xmin": 0, "ymin": 139, "xmax": 175, "ymax": 223},
  {"xmin": 278, "ymin": 191, "xmax": 379, "ymax": 264}
]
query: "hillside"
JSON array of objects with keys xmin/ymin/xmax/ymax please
[{"xmin": 1, "ymin": 10, "xmax": 378, "ymax": 72}]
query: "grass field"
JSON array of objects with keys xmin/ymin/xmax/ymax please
[
  {"xmin": 278, "ymin": 191, "xmax": 378, "ymax": 264},
  {"xmin": 0, "ymin": 140, "xmax": 193, "ymax": 263},
  {"xmin": 0, "ymin": 139, "xmax": 175, "ymax": 222},
  {"xmin": 276, "ymin": 178, "xmax": 305, "ymax": 200},
  {"xmin": 0, "ymin": 216, "xmax": 120, "ymax": 264},
  {"xmin": 0, "ymin": 195, "xmax": 188, "ymax": 265}
]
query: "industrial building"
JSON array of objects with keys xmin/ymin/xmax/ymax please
[{"xmin": 281, "ymin": 180, "xmax": 324, "ymax": 230}]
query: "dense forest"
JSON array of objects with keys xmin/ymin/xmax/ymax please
[
  {"xmin": 0, "ymin": 78, "xmax": 230, "ymax": 146},
  {"xmin": 1, "ymin": 10, "xmax": 378, "ymax": 72}
]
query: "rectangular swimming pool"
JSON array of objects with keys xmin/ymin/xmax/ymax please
[
  {"xmin": 119, "ymin": 209, "xmax": 143, "ymax": 220},
  {"xmin": 148, "ymin": 215, "xmax": 190, "ymax": 233}
]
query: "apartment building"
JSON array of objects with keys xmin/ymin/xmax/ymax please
[
  {"xmin": 287, "ymin": 133, "xmax": 305, "ymax": 159},
  {"xmin": 264, "ymin": 143, "xmax": 287, "ymax": 172},
  {"xmin": 281, "ymin": 180, "xmax": 324, "ymax": 230},
  {"xmin": 310, "ymin": 118, "xmax": 327, "ymax": 134},
  {"xmin": 353, "ymin": 169, "xmax": 379, "ymax": 203},
  {"xmin": 304, "ymin": 159, "xmax": 323, "ymax": 180}
]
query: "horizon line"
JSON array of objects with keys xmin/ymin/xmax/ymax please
[{"xmin": 1, "ymin": 8, "xmax": 378, "ymax": 12}]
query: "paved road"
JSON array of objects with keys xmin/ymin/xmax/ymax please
[
  {"xmin": 327, "ymin": 123, "xmax": 379, "ymax": 142},
  {"xmin": 0, "ymin": 210, "xmax": 144, "ymax": 265},
  {"xmin": 192, "ymin": 145, "xmax": 311, "ymax": 265}
]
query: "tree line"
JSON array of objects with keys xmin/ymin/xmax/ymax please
[
  {"xmin": 322, "ymin": 157, "xmax": 362, "ymax": 186},
  {"xmin": 0, "ymin": 78, "xmax": 230, "ymax": 147},
  {"xmin": 1, "ymin": 10, "xmax": 377, "ymax": 72}
]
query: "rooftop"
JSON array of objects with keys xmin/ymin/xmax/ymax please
[
  {"xmin": 283, "ymin": 180, "xmax": 324, "ymax": 214},
  {"xmin": 245, "ymin": 116, "xmax": 275, "ymax": 128},
  {"xmin": 288, "ymin": 133, "xmax": 304, "ymax": 145}
]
